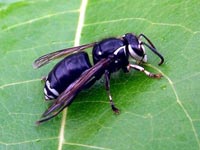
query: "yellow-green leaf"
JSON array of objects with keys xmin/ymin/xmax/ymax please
[{"xmin": 0, "ymin": 0, "xmax": 200, "ymax": 150}]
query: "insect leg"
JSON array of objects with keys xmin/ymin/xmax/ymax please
[
  {"xmin": 128, "ymin": 64, "xmax": 162, "ymax": 78},
  {"xmin": 104, "ymin": 70, "xmax": 120, "ymax": 113}
]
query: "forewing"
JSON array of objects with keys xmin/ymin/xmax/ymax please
[
  {"xmin": 36, "ymin": 56, "xmax": 115, "ymax": 124},
  {"xmin": 33, "ymin": 42, "xmax": 96, "ymax": 69}
]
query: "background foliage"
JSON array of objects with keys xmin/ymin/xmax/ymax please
[{"xmin": 0, "ymin": 0, "xmax": 200, "ymax": 150}]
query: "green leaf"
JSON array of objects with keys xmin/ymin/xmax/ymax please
[{"xmin": 0, "ymin": 0, "xmax": 200, "ymax": 150}]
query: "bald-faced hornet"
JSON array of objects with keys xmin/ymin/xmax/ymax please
[{"xmin": 33, "ymin": 33, "xmax": 164, "ymax": 124}]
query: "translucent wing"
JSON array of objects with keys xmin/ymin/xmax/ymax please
[
  {"xmin": 36, "ymin": 55, "xmax": 115, "ymax": 124},
  {"xmin": 33, "ymin": 42, "xmax": 96, "ymax": 69}
]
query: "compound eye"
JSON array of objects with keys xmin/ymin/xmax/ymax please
[
  {"xmin": 128, "ymin": 45, "xmax": 144, "ymax": 61},
  {"xmin": 133, "ymin": 43, "xmax": 145, "ymax": 56}
]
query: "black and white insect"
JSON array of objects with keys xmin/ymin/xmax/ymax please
[{"xmin": 33, "ymin": 33, "xmax": 164, "ymax": 124}]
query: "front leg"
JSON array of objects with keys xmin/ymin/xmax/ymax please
[
  {"xmin": 128, "ymin": 64, "xmax": 162, "ymax": 78},
  {"xmin": 104, "ymin": 70, "xmax": 120, "ymax": 114}
]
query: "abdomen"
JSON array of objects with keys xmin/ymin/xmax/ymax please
[{"xmin": 44, "ymin": 52, "xmax": 92, "ymax": 100}]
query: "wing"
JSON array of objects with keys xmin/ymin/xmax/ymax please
[
  {"xmin": 36, "ymin": 55, "xmax": 115, "ymax": 124},
  {"xmin": 33, "ymin": 42, "xmax": 96, "ymax": 69}
]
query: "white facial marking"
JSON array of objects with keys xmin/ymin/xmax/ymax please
[
  {"xmin": 128, "ymin": 45, "xmax": 143, "ymax": 61},
  {"xmin": 141, "ymin": 44, "xmax": 145, "ymax": 53},
  {"xmin": 45, "ymin": 95, "xmax": 49, "ymax": 100},
  {"xmin": 44, "ymin": 88, "xmax": 48, "ymax": 95},
  {"xmin": 128, "ymin": 44, "xmax": 147, "ymax": 63},
  {"xmin": 46, "ymin": 80, "xmax": 59, "ymax": 96},
  {"xmin": 138, "ymin": 39, "xmax": 146, "ymax": 54},
  {"xmin": 45, "ymin": 94, "xmax": 55, "ymax": 100},
  {"xmin": 143, "ymin": 55, "xmax": 147, "ymax": 63}
]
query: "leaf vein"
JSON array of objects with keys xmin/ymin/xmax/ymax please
[
  {"xmin": 84, "ymin": 17, "xmax": 199, "ymax": 34},
  {"xmin": 6, "ymin": 41, "xmax": 74, "ymax": 54},
  {"xmin": 0, "ymin": 79, "xmax": 40, "ymax": 89},
  {"xmin": 58, "ymin": 0, "xmax": 88, "ymax": 150},
  {"xmin": 0, "ymin": 137, "xmax": 58, "ymax": 146},
  {"xmin": 148, "ymin": 64, "xmax": 200, "ymax": 149},
  {"xmin": 2, "ymin": 9, "xmax": 79, "ymax": 32},
  {"xmin": 58, "ymin": 109, "xmax": 67, "ymax": 150},
  {"xmin": 63, "ymin": 142, "xmax": 112, "ymax": 150},
  {"xmin": 0, "ymin": 79, "xmax": 41, "ymax": 89}
]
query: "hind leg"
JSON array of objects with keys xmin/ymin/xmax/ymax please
[{"xmin": 104, "ymin": 70, "xmax": 120, "ymax": 114}]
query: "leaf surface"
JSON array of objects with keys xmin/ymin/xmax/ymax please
[{"xmin": 0, "ymin": 0, "xmax": 200, "ymax": 150}]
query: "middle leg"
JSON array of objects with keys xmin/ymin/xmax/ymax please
[{"xmin": 104, "ymin": 70, "xmax": 120, "ymax": 113}]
